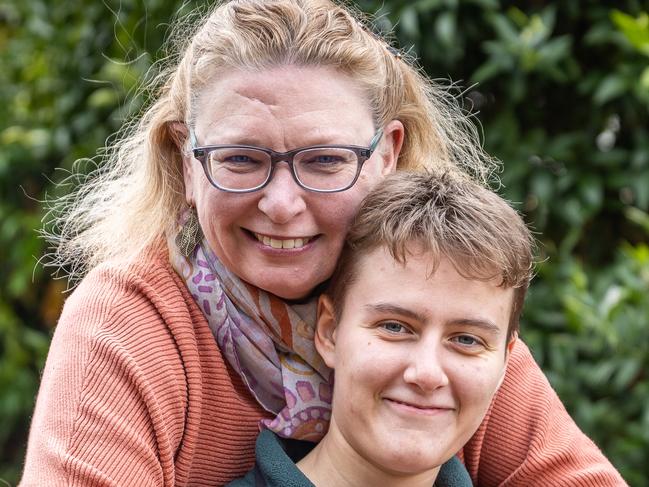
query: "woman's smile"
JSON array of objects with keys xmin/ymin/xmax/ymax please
[{"xmin": 251, "ymin": 231, "xmax": 316, "ymax": 250}]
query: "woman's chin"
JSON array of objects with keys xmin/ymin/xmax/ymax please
[
  {"xmin": 259, "ymin": 281, "xmax": 317, "ymax": 301},
  {"xmin": 238, "ymin": 271, "xmax": 320, "ymax": 300}
]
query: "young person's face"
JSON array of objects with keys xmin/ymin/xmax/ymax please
[
  {"xmin": 182, "ymin": 65, "xmax": 402, "ymax": 300},
  {"xmin": 316, "ymin": 245, "xmax": 515, "ymax": 478}
]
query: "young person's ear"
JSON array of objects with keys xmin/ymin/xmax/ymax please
[
  {"xmin": 496, "ymin": 332, "xmax": 518, "ymax": 390},
  {"xmin": 506, "ymin": 332, "xmax": 517, "ymax": 357},
  {"xmin": 379, "ymin": 119, "xmax": 404, "ymax": 176},
  {"xmin": 315, "ymin": 295, "xmax": 338, "ymax": 369}
]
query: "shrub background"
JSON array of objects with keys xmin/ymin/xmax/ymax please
[{"xmin": 1, "ymin": 0, "xmax": 648, "ymax": 484}]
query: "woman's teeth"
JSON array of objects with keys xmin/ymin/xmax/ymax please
[{"xmin": 254, "ymin": 233, "xmax": 312, "ymax": 249}]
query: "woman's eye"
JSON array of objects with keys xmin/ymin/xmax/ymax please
[
  {"xmin": 314, "ymin": 155, "xmax": 343, "ymax": 164},
  {"xmin": 228, "ymin": 155, "xmax": 251, "ymax": 162},
  {"xmin": 303, "ymin": 154, "xmax": 345, "ymax": 165},
  {"xmin": 224, "ymin": 154, "xmax": 258, "ymax": 164},
  {"xmin": 211, "ymin": 149, "xmax": 266, "ymax": 166}
]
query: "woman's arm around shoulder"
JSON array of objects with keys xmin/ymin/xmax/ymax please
[
  {"xmin": 19, "ymin": 258, "xmax": 198, "ymax": 487},
  {"xmin": 462, "ymin": 339, "xmax": 628, "ymax": 486}
]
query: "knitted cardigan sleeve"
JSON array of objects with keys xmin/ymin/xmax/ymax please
[
  {"xmin": 19, "ymin": 252, "xmax": 268, "ymax": 487},
  {"xmin": 461, "ymin": 339, "xmax": 628, "ymax": 486},
  {"xmin": 19, "ymin": 263, "xmax": 190, "ymax": 486}
]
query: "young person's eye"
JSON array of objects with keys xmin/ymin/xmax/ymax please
[
  {"xmin": 378, "ymin": 321, "xmax": 411, "ymax": 335},
  {"xmin": 450, "ymin": 334, "xmax": 485, "ymax": 349}
]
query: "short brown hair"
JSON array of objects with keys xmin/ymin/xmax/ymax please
[{"xmin": 327, "ymin": 170, "xmax": 535, "ymax": 340}]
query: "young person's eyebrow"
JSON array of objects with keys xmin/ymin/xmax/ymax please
[
  {"xmin": 364, "ymin": 302, "xmax": 427, "ymax": 323},
  {"xmin": 365, "ymin": 303, "xmax": 503, "ymax": 336},
  {"xmin": 449, "ymin": 318, "xmax": 502, "ymax": 336}
]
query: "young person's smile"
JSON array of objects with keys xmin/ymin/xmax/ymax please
[
  {"xmin": 183, "ymin": 65, "xmax": 402, "ymax": 299},
  {"xmin": 382, "ymin": 397, "xmax": 455, "ymax": 416}
]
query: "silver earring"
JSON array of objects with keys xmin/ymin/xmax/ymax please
[{"xmin": 176, "ymin": 206, "xmax": 203, "ymax": 257}]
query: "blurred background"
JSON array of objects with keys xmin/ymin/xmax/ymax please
[{"xmin": 1, "ymin": 0, "xmax": 648, "ymax": 484}]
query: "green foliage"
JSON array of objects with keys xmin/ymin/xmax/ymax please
[
  {"xmin": 1, "ymin": 0, "xmax": 648, "ymax": 484},
  {"xmin": 524, "ymin": 244, "xmax": 649, "ymax": 486}
]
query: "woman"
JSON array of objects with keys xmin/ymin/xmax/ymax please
[{"xmin": 20, "ymin": 0, "xmax": 624, "ymax": 486}]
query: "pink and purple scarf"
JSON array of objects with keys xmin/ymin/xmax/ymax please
[{"xmin": 170, "ymin": 238, "xmax": 333, "ymax": 441}]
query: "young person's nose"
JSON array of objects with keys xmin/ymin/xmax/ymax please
[
  {"xmin": 257, "ymin": 164, "xmax": 307, "ymax": 224},
  {"xmin": 402, "ymin": 345, "xmax": 449, "ymax": 392}
]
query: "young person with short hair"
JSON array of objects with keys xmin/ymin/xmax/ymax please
[{"xmin": 229, "ymin": 170, "xmax": 534, "ymax": 487}]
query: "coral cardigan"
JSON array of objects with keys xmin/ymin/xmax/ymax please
[{"xmin": 20, "ymin": 244, "xmax": 627, "ymax": 486}]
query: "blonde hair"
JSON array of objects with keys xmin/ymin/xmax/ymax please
[
  {"xmin": 46, "ymin": 0, "xmax": 498, "ymax": 283},
  {"xmin": 327, "ymin": 170, "xmax": 534, "ymax": 339}
]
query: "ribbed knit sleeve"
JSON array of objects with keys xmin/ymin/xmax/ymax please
[
  {"xmin": 19, "ymin": 246, "xmax": 270, "ymax": 487},
  {"xmin": 461, "ymin": 339, "xmax": 628, "ymax": 486}
]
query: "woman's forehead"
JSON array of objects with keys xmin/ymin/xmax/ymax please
[
  {"xmin": 194, "ymin": 66, "xmax": 371, "ymax": 118},
  {"xmin": 192, "ymin": 66, "xmax": 375, "ymax": 146}
]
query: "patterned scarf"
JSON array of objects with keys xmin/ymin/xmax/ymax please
[{"xmin": 169, "ymin": 238, "xmax": 333, "ymax": 441}]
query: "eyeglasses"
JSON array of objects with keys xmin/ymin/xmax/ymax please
[{"xmin": 189, "ymin": 128, "xmax": 383, "ymax": 193}]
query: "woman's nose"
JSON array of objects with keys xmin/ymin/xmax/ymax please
[
  {"xmin": 402, "ymin": 346, "xmax": 449, "ymax": 392},
  {"xmin": 257, "ymin": 164, "xmax": 307, "ymax": 224}
]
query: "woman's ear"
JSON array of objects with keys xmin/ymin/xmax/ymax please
[
  {"xmin": 167, "ymin": 122, "xmax": 195, "ymax": 206},
  {"xmin": 168, "ymin": 121, "xmax": 188, "ymax": 151},
  {"xmin": 379, "ymin": 119, "xmax": 405, "ymax": 176},
  {"xmin": 315, "ymin": 295, "xmax": 338, "ymax": 369}
]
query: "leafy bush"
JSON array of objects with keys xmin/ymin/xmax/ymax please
[{"xmin": 1, "ymin": 0, "xmax": 647, "ymax": 484}]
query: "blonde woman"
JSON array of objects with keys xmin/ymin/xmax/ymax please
[{"xmin": 21, "ymin": 1, "xmax": 624, "ymax": 486}]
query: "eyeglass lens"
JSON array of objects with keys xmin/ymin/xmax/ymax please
[{"xmin": 206, "ymin": 147, "xmax": 360, "ymax": 191}]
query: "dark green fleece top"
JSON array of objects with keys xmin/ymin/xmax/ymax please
[{"xmin": 227, "ymin": 429, "xmax": 473, "ymax": 487}]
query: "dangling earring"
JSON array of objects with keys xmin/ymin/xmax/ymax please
[{"xmin": 176, "ymin": 206, "xmax": 203, "ymax": 257}]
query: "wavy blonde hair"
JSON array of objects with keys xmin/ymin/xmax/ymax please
[{"xmin": 46, "ymin": 0, "xmax": 498, "ymax": 283}]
